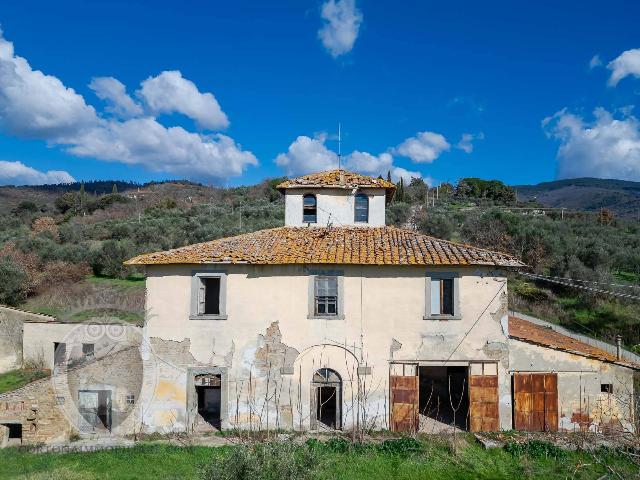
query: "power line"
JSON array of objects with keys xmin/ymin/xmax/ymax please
[{"xmin": 518, "ymin": 271, "xmax": 640, "ymax": 301}]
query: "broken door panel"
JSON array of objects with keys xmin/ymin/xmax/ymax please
[
  {"xmin": 390, "ymin": 375, "xmax": 418, "ymax": 432},
  {"xmin": 469, "ymin": 374, "xmax": 499, "ymax": 432},
  {"xmin": 513, "ymin": 373, "xmax": 558, "ymax": 432}
]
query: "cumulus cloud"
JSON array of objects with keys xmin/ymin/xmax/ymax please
[
  {"xmin": 589, "ymin": 55, "xmax": 602, "ymax": 69},
  {"xmin": 607, "ymin": 48, "xmax": 640, "ymax": 86},
  {"xmin": 89, "ymin": 76, "xmax": 143, "ymax": 118},
  {"xmin": 275, "ymin": 135, "xmax": 422, "ymax": 183},
  {"xmin": 394, "ymin": 131, "xmax": 450, "ymax": 163},
  {"xmin": 456, "ymin": 132, "xmax": 484, "ymax": 154},
  {"xmin": 138, "ymin": 70, "xmax": 229, "ymax": 130},
  {"xmin": 0, "ymin": 30, "xmax": 98, "ymax": 140},
  {"xmin": 318, "ymin": 0, "xmax": 362, "ymax": 58},
  {"xmin": 0, "ymin": 31, "xmax": 255, "ymax": 183},
  {"xmin": 543, "ymin": 107, "xmax": 640, "ymax": 180},
  {"xmin": 0, "ymin": 160, "xmax": 75, "ymax": 185},
  {"xmin": 275, "ymin": 135, "xmax": 337, "ymax": 176}
]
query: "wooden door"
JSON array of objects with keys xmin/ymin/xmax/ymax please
[
  {"xmin": 469, "ymin": 373, "xmax": 499, "ymax": 432},
  {"xmin": 513, "ymin": 373, "xmax": 558, "ymax": 431},
  {"xmin": 390, "ymin": 375, "xmax": 418, "ymax": 432}
]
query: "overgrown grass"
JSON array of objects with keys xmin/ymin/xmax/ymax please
[
  {"xmin": 86, "ymin": 274, "xmax": 145, "ymax": 290},
  {"xmin": 0, "ymin": 368, "xmax": 48, "ymax": 394},
  {"xmin": 0, "ymin": 438, "xmax": 638, "ymax": 480},
  {"xmin": 69, "ymin": 308, "xmax": 143, "ymax": 324}
]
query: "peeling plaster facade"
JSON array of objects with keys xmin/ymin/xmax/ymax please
[{"xmin": 140, "ymin": 263, "xmax": 515, "ymax": 432}]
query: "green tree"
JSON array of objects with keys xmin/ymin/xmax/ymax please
[{"xmin": 0, "ymin": 258, "xmax": 28, "ymax": 306}]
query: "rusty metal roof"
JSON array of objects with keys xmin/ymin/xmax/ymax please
[
  {"xmin": 125, "ymin": 226, "xmax": 524, "ymax": 267},
  {"xmin": 509, "ymin": 316, "xmax": 639, "ymax": 369},
  {"xmin": 276, "ymin": 169, "xmax": 396, "ymax": 201}
]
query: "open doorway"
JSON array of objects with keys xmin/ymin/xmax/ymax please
[
  {"xmin": 78, "ymin": 390, "xmax": 112, "ymax": 433},
  {"xmin": 1, "ymin": 423, "xmax": 22, "ymax": 445},
  {"xmin": 53, "ymin": 342, "xmax": 66, "ymax": 373},
  {"xmin": 418, "ymin": 366, "xmax": 469, "ymax": 431},
  {"xmin": 312, "ymin": 368, "xmax": 342, "ymax": 430},
  {"xmin": 195, "ymin": 374, "xmax": 221, "ymax": 431}
]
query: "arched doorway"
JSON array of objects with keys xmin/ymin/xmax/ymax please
[{"xmin": 311, "ymin": 368, "xmax": 342, "ymax": 430}]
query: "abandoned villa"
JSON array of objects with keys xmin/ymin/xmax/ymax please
[{"xmin": 0, "ymin": 169, "xmax": 638, "ymax": 445}]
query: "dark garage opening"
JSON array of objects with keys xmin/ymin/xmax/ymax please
[{"xmin": 419, "ymin": 366, "xmax": 469, "ymax": 430}]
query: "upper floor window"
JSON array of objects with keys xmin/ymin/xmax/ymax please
[
  {"xmin": 303, "ymin": 194, "xmax": 317, "ymax": 223},
  {"xmin": 354, "ymin": 194, "xmax": 369, "ymax": 223},
  {"xmin": 191, "ymin": 271, "xmax": 228, "ymax": 320},
  {"xmin": 425, "ymin": 273, "xmax": 460, "ymax": 320},
  {"xmin": 314, "ymin": 276, "xmax": 338, "ymax": 316},
  {"xmin": 308, "ymin": 271, "xmax": 344, "ymax": 319}
]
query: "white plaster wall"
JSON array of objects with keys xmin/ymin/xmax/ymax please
[
  {"xmin": 143, "ymin": 263, "xmax": 511, "ymax": 431},
  {"xmin": 284, "ymin": 188, "xmax": 386, "ymax": 227},
  {"xmin": 509, "ymin": 340, "xmax": 636, "ymax": 432},
  {"xmin": 23, "ymin": 322, "xmax": 141, "ymax": 370}
]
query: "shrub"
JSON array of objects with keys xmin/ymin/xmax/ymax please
[
  {"xmin": 504, "ymin": 440, "xmax": 565, "ymax": 459},
  {"xmin": 0, "ymin": 258, "xmax": 29, "ymax": 306},
  {"xmin": 199, "ymin": 441, "xmax": 325, "ymax": 480}
]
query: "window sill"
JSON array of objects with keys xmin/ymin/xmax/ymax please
[
  {"xmin": 189, "ymin": 314, "xmax": 228, "ymax": 321},
  {"xmin": 307, "ymin": 314, "xmax": 345, "ymax": 320},
  {"xmin": 423, "ymin": 314, "xmax": 462, "ymax": 321}
]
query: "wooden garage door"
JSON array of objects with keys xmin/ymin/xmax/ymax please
[
  {"xmin": 390, "ymin": 375, "xmax": 418, "ymax": 433},
  {"xmin": 513, "ymin": 373, "xmax": 558, "ymax": 431},
  {"xmin": 469, "ymin": 373, "xmax": 499, "ymax": 432}
]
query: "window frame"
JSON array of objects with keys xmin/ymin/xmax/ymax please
[
  {"xmin": 302, "ymin": 193, "xmax": 318, "ymax": 224},
  {"xmin": 424, "ymin": 272, "xmax": 461, "ymax": 320},
  {"xmin": 354, "ymin": 193, "xmax": 369, "ymax": 223},
  {"xmin": 190, "ymin": 270, "xmax": 228, "ymax": 320},
  {"xmin": 308, "ymin": 270, "xmax": 345, "ymax": 320}
]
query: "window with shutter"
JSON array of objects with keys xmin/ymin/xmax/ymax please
[
  {"xmin": 426, "ymin": 274, "xmax": 459, "ymax": 319},
  {"xmin": 191, "ymin": 271, "xmax": 227, "ymax": 320}
]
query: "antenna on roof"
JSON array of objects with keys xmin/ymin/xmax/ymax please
[{"xmin": 337, "ymin": 122, "xmax": 342, "ymax": 170}]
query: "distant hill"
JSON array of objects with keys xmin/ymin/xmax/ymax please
[{"xmin": 513, "ymin": 178, "xmax": 640, "ymax": 218}]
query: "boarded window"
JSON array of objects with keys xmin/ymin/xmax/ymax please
[
  {"xmin": 314, "ymin": 276, "xmax": 338, "ymax": 316},
  {"xmin": 303, "ymin": 194, "xmax": 317, "ymax": 223},
  {"xmin": 354, "ymin": 193, "xmax": 369, "ymax": 223},
  {"xmin": 430, "ymin": 278, "xmax": 454, "ymax": 315},
  {"xmin": 203, "ymin": 277, "xmax": 221, "ymax": 315}
]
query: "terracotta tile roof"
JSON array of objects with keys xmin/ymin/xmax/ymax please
[
  {"xmin": 508, "ymin": 316, "xmax": 639, "ymax": 369},
  {"xmin": 125, "ymin": 226, "xmax": 524, "ymax": 267},
  {"xmin": 276, "ymin": 169, "xmax": 396, "ymax": 202}
]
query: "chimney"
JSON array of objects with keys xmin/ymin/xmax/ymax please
[
  {"xmin": 339, "ymin": 169, "xmax": 345, "ymax": 186},
  {"xmin": 616, "ymin": 335, "xmax": 622, "ymax": 360}
]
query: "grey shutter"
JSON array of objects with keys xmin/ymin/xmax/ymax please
[{"xmin": 197, "ymin": 278, "xmax": 206, "ymax": 315}]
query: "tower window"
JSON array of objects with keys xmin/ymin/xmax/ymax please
[
  {"xmin": 303, "ymin": 194, "xmax": 317, "ymax": 223},
  {"xmin": 354, "ymin": 193, "xmax": 369, "ymax": 223}
]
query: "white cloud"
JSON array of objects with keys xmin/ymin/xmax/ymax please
[
  {"xmin": 89, "ymin": 76, "xmax": 143, "ymax": 118},
  {"xmin": 543, "ymin": 107, "xmax": 640, "ymax": 180},
  {"xmin": 0, "ymin": 31, "xmax": 255, "ymax": 183},
  {"xmin": 0, "ymin": 29, "xmax": 98, "ymax": 140},
  {"xmin": 275, "ymin": 136, "xmax": 423, "ymax": 183},
  {"xmin": 589, "ymin": 54, "xmax": 602, "ymax": 69},
  {"xmin": 394, "ymin": 131, "xmax": 450, "ymax": 163},
  {"xmin": 607, "ymin": 48, "xmax": 640, "ymax": 86},
  {"xmin": 456, "ymin": 132, "xmax": 484, "ymax": 154},
  {"xmin": 0, "ymin": 160, "xmax": 75, "ymax": 185},
  {"xmin": 275, "ymin": 135, "xmax": 338, "ymax": 176},
  {"xmin": 138, "ymin": 70, "xmax": 229, "ymax": 130},
  {"xmin": 318, "ymin": 0, "xmax": 362, "ymax": 58}
]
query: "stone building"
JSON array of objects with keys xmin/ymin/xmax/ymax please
[{"xmin": 0, "ymin": 169, "xmax": 637, "ymax": 444}]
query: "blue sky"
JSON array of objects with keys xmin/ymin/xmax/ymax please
[{"xmin": 0, "ymin": 0, "xmax": 639, "ymax": 187}]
